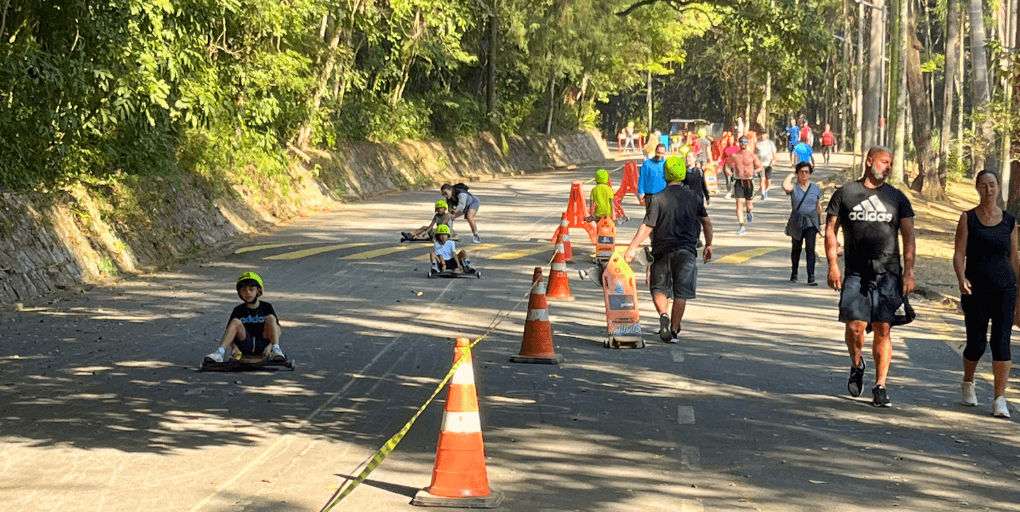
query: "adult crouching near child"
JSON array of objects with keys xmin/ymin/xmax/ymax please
[
  {"xmin": 442, "ymin": 183, "xmax": 481, "ymax": 243},
  {"xmin": 952, "ymin": 170, "xmax": 1019, "ymax": 418},
  {"xmin": 782, "ymin": 162, "xmax": 824, "ymax": 285}
]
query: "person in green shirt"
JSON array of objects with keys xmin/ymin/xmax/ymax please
[{"xmin": 587, "ymin": 169, "xmax": 615, "ymax": 221}]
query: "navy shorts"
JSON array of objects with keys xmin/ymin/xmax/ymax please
[
  {"xmin": 838, "ymin": 273, "xmax": 904, "ymax": 324},
  {"xmin": 441, "ymin": 258, "xmax": 461, "ymax": 270},
  {"xmin": 649, "ymin": 249, "xmax": 698, "ymax": 300},
  {"xmin": 237, "ymin": 332, "xmax": 272, "ymax": 356}
]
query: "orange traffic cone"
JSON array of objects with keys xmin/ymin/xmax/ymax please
[
  {"xmin": 413, "ymin": 338, "xmax": 504, "ymax": 508},
  {"xmin": 546, "ymin": 238, "xmax": 573, "ymax": 301},
  {"xmin": 510, "ymin": 268, "xmax": 564, "ymax": 364},
  {"xmin": 565, "ymin": 181, "xmax": 597, "ymax": 244},
  {"xmin": 614, "ymin": 161, "xmax": 640, "ymax": 204},
  {"xmin": 550, "ymin": 213, "xmax": 573, "ymax": 263}
]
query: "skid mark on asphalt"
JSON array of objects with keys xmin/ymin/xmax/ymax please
[
  {"xmin": 264, "ymin": 243, "xmax": 375, "ymax": 260},
  {"xmin": 713, "ymin": 246, "xmax": 783, "ymax": 264}
]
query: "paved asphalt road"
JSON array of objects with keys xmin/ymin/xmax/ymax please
[{"xmin": 1, "ymin": 152, "xmax": 1018, "ymax": 512}]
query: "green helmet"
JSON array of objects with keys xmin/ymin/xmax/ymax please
[
  {"xmin": 664, "ymin": 155, "xmax": 686, "ymax": 182},
  {"xmin": 435, "ymin": 224, "xmax": 451, "ymax": 235},
  {"xmin": 435, "ymin": 200, "xmax": 448, "ymax": 209},
  {"xmin": 698, "ymin": 127, "xmax": 707, "ymax": 137},
  {"xmin": 595, "ymin": 169, "xmax": 609, "ymax": 184},
  {"xmin": 236, "ymin": 271, "xmax": 264, "ymax": 301}
]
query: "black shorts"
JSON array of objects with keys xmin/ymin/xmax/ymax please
[
  {"xmin": 733, "ymin": 179, "xmax": 754, "ymax": 200},
  {"xmin": 838, "ymin": 273, "xmax": 904, "ymax": 325},
  {"xmin": 761, "ymin": 166, "xmax": 772, "ymax": 179},
  {"xmin": 441, "ymin": 258, "xmax": 461, "ymax": 270},
  {"xmin": 649, "ymin": 249, "xmax": 698, "ymax": 300},
  {"xmin": 237, "ymin": 332, "xmax": 272, "ymax": 356}
]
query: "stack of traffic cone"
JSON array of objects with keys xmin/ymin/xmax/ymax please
[
  {"xmin": 603, "ymin": 176, "xmax": 627, "ymax": 222},
  {"xmin": 510, "ymin": 268, "xmax": 563, "ymax": 364},
  {"xmin": 413, "ymin": 338, "xmax": 504, "ymax": 508},
  {"xmin": 550, "ymin": 213, "xmax": 573, "ymax": 263},
  {"xmin": 546, "ymin": 238, "xmax": 573, "ymax": 301},
  {"xmin": 565, "ymin": 181, "xmax": 596, "ymax": 244}
]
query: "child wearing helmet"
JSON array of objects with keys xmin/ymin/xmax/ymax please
[
  {"xmin": 586, "ymin": 169, "xmax": 614, "ymax": 222},
  {"xmin": 204, "ymin": 272, "xmax": 285, "ymax": 363},
  {"xmin": 430, "ymin": 224, "xmax": 475, "ymax": 276},
  {"xmin": 404, "ymin": 200, "xmax": 454, "ymax": 241}
]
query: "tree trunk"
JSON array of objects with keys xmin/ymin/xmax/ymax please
[
  {"xmin": 855, "ymin": 1, "xmax": 865, "ymax": 158},
  {"xmin": 546, "ymin": 76, "xmax": 556, "ymax": 135},
  {"xmin": 999, "ymin": 0, "xmax": 1016, "ymax": 206},
  {"xmin": 862, "ymin": 0, "xmax": 885, "ymax": 151},
  {"xmin": 939, "ymin": 0, "xmax": 960, "ymax": 180},
  {"xmin": 957, "ymin": 9, "xmax": 966, "ymax": 169},
  {"xmin": 969, "ymin": 0, "xmax": 996, "ymax": 172},
  {"xmin": 888, "ymin": 0, "xmax": 904, "ymax": 183},
  {"xmin": 905, "ymin": 5, "xmax": 942, "ymax": 199},
  {"xmin": 486, "ymin": 13, "xmax": 497, "ymax": 119}
]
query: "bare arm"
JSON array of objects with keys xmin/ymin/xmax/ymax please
[
  {"xmin": 825, "ymin": 214, "xmax": 842, "ymax": 290},
  {"xmin": 900, "ymin": 217, "xmax": 916, "ymax": 295},
  {"xmin": 952, "ymin": 212, "xmax": 970, "ymax": 295},
  {"xmin": 781, "ymin": 172, "xmax": 796, "ymax": 193},
  {"xmin": 623, "ymin": 224, "xmax": 654, "ymax": 263},
  {"xmin": 700, "ymin": 216, "xmax": 713, "ymax": 263}
]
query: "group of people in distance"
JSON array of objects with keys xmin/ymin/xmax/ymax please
[
  {"xmin": 624, "ymin": 128, "xmax": 1014, "ymax": 415},
  {"xmin": 203, "ymin": 127, "xmax": 1014, "ymax": 419}
]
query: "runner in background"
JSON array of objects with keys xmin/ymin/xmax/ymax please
[
  {"xmin": 820, "ymin": 124, "xmax": 836, "ymax": 164},
  {"xmin": 723, "ymin": 135, "xmax": 764, "ymax": 235},
  {"xmin": 784, "ymin": 119, "xmax": 801, "ymax": 163}
]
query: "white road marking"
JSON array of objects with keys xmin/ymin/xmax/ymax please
[
  {"xmin": 680, "ymin": 446, "xmax": 701, "ymax": 470},
  {"xmin": 677, "ymin": 405, "xmax": 695, "ymax": 425}
]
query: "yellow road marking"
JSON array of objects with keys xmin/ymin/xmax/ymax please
[
  {"xmin": 714, "ymin": 247, "xmax": 782, "ymax": 264},
  {"xmin": 342, "ymin": 245, "xmax": 411, "ymax": 260},
  {"xmin": 235, "ymin": 242, "xmax": 316, "ymax": 254},
  {"xmin": 491, "ymin": 245, "xmax": 552, "ymax": 260},
  {"xmin": 265, "ymin": 243, "xmax": 373, "ymax": 260}
]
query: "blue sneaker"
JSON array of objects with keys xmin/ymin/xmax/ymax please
[
  {"xmin": 747, "ymin": 211, "xmax": 754, "ymax": 223},
  {"xmin": 737, "ymin": 227, "xmax": 747, "ymax": 235}
]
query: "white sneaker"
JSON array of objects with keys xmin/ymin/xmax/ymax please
[
  {"xmin": 961, "ymin": 381, "xmax": 977, "ymax": 406},
  {"xmin": 992, "ymin": 396, "xmax": 1010, "ymax": 418},
  {"xmin": 270, "ymin": 344, "xmax": 286, "ymax": 361},
  {"xmin": 725, "ymin": 192, "xmax": 733, "ymax": 200},
  {"xmin": 204, "ymin": 349, "xmax": 226, "ymax": 363}
]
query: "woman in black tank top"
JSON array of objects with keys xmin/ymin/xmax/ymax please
[{"xmin": 952, "ymin": 170, "xmax": 1019, "ymax": 418}]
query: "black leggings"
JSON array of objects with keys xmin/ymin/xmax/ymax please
[
  {"xmin": 791, "ymin": 227, "xmax": 818, "ymax": 278},
  {"xmin": 962, "ymin": 289, "xmax": 1016, "ymax": 362}
]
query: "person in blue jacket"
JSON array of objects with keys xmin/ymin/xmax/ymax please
[{"xmin": 638, "ymin": 143, "xmax": 667, "ymax": 205}]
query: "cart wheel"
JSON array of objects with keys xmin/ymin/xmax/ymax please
[
  {"xmin": 475, "ymin": 270, "xmax": 482, "ymax": 279},
  {"xmin": 603, "ymin": 339, "xmax": 610, "ymax": 348}
]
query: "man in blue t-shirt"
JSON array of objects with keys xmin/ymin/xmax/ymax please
[
  {"xmin": 792, "ymin": 141, "xmax": 815, "ymax": 168},
  {"xmin": 784, "ymin": 119, "xmax": 801, "ymax": 162},
  {"xmin": 638, "ymin": 143, "xmax": 667, "ymax": 204}
]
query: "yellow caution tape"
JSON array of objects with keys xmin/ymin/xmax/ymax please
[{"xmin": 321, "ymin": 250, "xmax": 559, "ymax": 511}]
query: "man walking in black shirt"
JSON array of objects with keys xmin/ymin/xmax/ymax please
[{"xmin": 824, "ymin": 146, "xmax": 916, "ymax": 407}]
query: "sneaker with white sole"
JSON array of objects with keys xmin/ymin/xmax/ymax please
[
  {"xmin": 270, "ymin": 344, "xmax": 286, "ymax": 361},
  {"xmin": 872, "ymin": 385, "xmax": 891, "ymax": 407},
  {"xmin": 658, "ymin": 314, "xmax": 671, "ymax": 342},
  {"xmin": 737, "ymin": 227, "xmax": 747, "ymax": 235},
  {"xmin": 204, "ymin": 349, "xmax": 226, "ymax": 363},
  {"xmin": 961, "ymin": 381, "xmax": 978, "ymax": 406},
  {"xmin": 992, "ymin": 396, "xmax": 1010, "ymax": 418},
  {"xmin": 725, "ymin": 192, "xmax": 733, "ymax": 200},
  {"xmin": 472, "ymin": 233, "xmax": 481, "ymax": 243},
  {"xmin": 746, "ymin": 211, "xmax": 754, "ymax": 222},
  {"xmin": 666, "ymin": 330, "xmax": 679, "ymax": 344},
  {"xmin": 848, "ymin": 359, "xmax": 866, "ymax": 397}
]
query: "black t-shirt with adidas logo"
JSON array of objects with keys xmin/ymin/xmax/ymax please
[{"xmin": 826, "ymin": 180, "xmax": 914, "ymax": 276}]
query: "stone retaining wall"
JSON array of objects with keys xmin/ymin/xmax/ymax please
[{"xmin": 0, "ymin": 130, "xmax": 609, "ymax": 305}]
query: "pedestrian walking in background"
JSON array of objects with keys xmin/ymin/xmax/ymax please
[
  {"xmin": 638, "ymin": 144, "xmax": 668, "ymax": 205},
  {"xmin": 624, "ymin": 157, "xmax": 713, "ymax": 344},
  {"xmin": 820, "ymin": 124, "xmax": 836, "ymax": 164},
  {"xmin": 792, "ymin": 139, "xmax": 815, "ymax": 169},
  {"xmin": 623, "ymin": 122, "xmax": 637, "ymax": 152},
  {"xmin": 825, "ymin": 146, "xmax": 916, "ymax": 408},
  {"xmin": 785, "ymin": 119, "xmax": 801, "ymax": 162},
  {"xmin": 695, "ymin": 127, "xmax": 712, "ymax": 169},
  {"xmin": 800, "ymin": 119, "xmax": 813, "ymax": 147},
  {"xmin": 782, "ymin": 162, "xmax": 823, "ymax": 285},
  {"xmin": 755, "ymin": 132, "xmax": 778, "ymax": 200},
  {"xmin": 952, "ymin": 170, "xmax": 1019, "ymax": 418}
]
